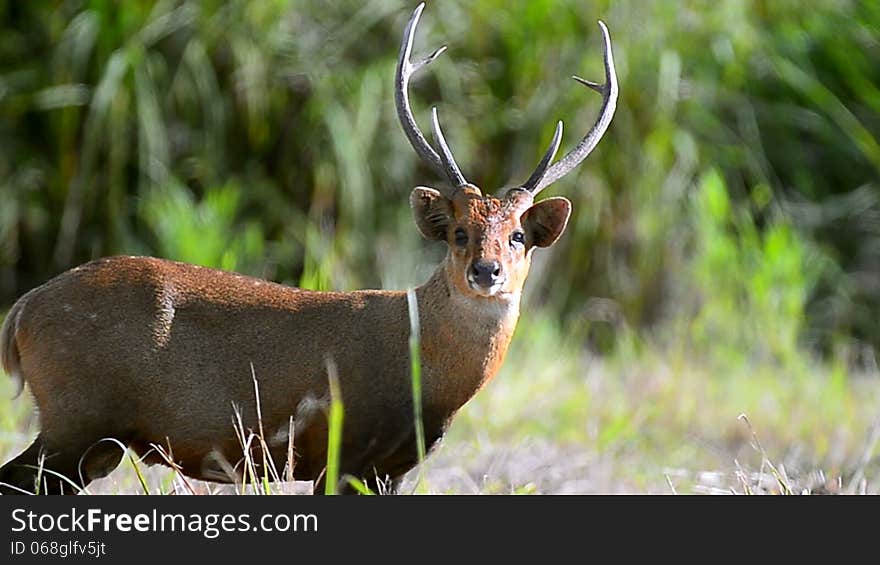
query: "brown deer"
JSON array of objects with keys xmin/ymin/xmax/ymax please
[{"xmin": 0, "ymin": 3, "xmax": 617, "ymax": 495}]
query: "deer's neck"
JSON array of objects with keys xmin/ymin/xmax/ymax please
[{"xmin": 415, "ymin": 265, "xmax": 520, "ymax": 418}]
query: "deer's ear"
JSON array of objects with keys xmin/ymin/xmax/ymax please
[
  {"xmin": 522, "ymin": 197, "xmax": 572, "ymax": 248},
  {"xmin": 410, "ymin": 187, "xmax": 453, "ymax": 241}
]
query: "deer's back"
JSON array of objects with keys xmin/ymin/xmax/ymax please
[{"xmin": 12, "ymin": 256, "xmax": 417, "ymax": 478}]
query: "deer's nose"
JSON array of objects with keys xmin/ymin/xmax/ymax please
[{"xmin": 469, "ymin": 260, "xmax": 503, "ymax": 288}]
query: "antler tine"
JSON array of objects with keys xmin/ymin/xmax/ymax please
[
  {"xmin": 396, "ymin": 2, "xmax": 467, "ymax": 194},
  {"xmin": 529, "ymin": 20, "xmax": 618, "ymax": 196},
  {"xmin": 430, "ymin": 107, "xmax": 468, "ymax": 188},
  {"xmin": 520, "ymin": 121, "xmax": 563, "ymax": 193}
]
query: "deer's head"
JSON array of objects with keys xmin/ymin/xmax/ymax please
[{"xmin": 397, "ymin": 3, "xmax": 618, "ymax": 300}]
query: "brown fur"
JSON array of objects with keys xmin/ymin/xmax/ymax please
[
  {"xmin": 0, "ymin": 291, "xmax": 25, "ymax": 398},
  {"xmin": 0, "ymin": 187, "xmax": 570, "ymax": 495}
]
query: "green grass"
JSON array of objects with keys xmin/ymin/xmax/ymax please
[
  {"xmin": 2, "ymin": 308, "xmax": 877, "ymax": 495},
  {"xmin": 416, "ymin": 313, "xmax": 880, "ymax": 494},
  {"xmin": 1, "ymin": 153, "xmax": 877, "ymax": 495},
  {"xmin": 324, "ymin": 359, "xmax": 344, "ymax": 495},
  {"xmin": 406, "ymin": 288, "xmax": 427, "ymax": 493},
  {"xmin": 2, "ymin": 0, "xmax": 880, "ymax": 495}
]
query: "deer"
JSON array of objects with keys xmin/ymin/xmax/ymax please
[{"xmin": 0, "ymin": 3, "xmax": 617, "ymax": 495}]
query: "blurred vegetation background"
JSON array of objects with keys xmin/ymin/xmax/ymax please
[
  {"xmin": 3, "ymin": 0, "xmax": 880, "ymax": 356},
  {"xmin": 1, "ymin": 0, "xmax": 879, "ymax": 493}
]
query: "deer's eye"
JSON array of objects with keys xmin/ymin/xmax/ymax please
[
  {"xmin": 510, "ymin": 230, "xmax": 526, "ymax": 247},
  {"xmin": 454, "ymin": 228, "xmax": 469, "ymax": 247}
]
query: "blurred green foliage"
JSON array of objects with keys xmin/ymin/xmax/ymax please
[
  {"xmin": 688, "ymin": 168, "xmax": 819, "ymax": 369},
  {"xmin": 1, "ymin": 0, "xmax": 879, "ymax": 356}
]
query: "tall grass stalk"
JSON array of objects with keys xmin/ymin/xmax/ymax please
[
  {"xmin": 250, "ymin": 363, "xmax": 278, "ymax": 495},
  {"xmin": 127, "ymin": 452, "xmax": 151, "ymax": 495},
  {"xmin": 231, "ymin": 404, "xmax": 258, "ymax": 494},
  {"xmin": 34, "ymin": 463, "xmax": 86, "ymax": 496},
  {"xmin": 324, "ymin": 357, "xmax": 343, "ymax": 495},
  {"xmin": 738, "ymin": 413, "xmax": 794, "ymax": 495},
  {"xmin": 406, "ymin": 288, "xmax": 427, "ymax": 493},
  {"xmin": 150, "ymin": 441, "xmax": 197, "ymax": 495},
  {"xmin": 286, "ymin": 416, "xmax": 296, "ymax": 483}
]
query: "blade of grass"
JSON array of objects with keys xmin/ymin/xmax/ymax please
[
  {"xmin": 343, "ymin": 475, "xmax": 375, "ymax": 495},
  {"xmin": 846, "ymin": 421, "xmax": 880, "ymax": 494},
  {"xmin": 250, "ymin": 363, "xmax": 277, "ymax": 494},
  {"xmin": 27, "ymin": 464, "xmax": 87, "ymax": 495},
  {"xmin": 231, "ymin": 403, "xmax": 259, "ymax": 494},
  {"xmin": 0, "ymin": 481, "xmax": 35, "ymax": 495},
  {"xmin": 406, "ymin": 288, "xmax": 427, "ymax": 494},
  {"xmin": 738, "ymin": 413, "xmax": 793, "ymax": 495},
  {"xmin": 128, "ymin": 452, "xmax": 151, "ymax": 495},
  {"xmin": 34, "ymin": 450, "xmax": 45, "ymax": 495},
  {"xmin": 149, "ymin": 440, "xmax": 197, "ymax": 495},
  {"xmin": 286, "ymin": 416, "xmax": 296, "ymax": 484},
  {"xmin": 324, "ymin": 356, "xmax": 343, "ymax": 495}
]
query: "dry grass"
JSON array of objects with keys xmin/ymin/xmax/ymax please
[{"xmin": 2, "ymin": 315, "xmax": 878, "ymax": 495}]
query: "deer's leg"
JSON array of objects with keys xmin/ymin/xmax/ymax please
[
  {"xmin": 0, "ymin": 437, "xmax": 47, "ymax": 495},
  {"xmin": 0, "ymin": 433, "xmax": 124, "ymax": 495}
]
